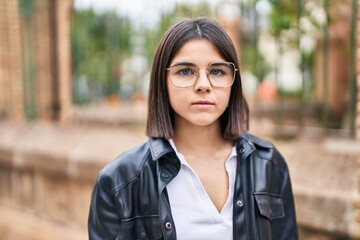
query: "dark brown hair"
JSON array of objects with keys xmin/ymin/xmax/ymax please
[{"xmin": 146, "ymin": 17, "xmax": 249, "ymax": 140}]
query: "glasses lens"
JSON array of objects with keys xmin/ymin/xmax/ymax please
[
  {"xmin": 208, "ymin": 62, "xmax": 235, "ymax": 87},
  {"xmin": 168, "ymin": 64, "xmax": 197, "ymax": 87},
  {"xmin": 168, "ymin": 62, "xmax": 236, "ymax": 88}
]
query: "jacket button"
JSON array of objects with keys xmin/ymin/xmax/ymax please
[
  {"xmin": 140, "ymin": 232, "xmax": 147, "ymax": 239},
  {"xmin": 237, "ymin": 200, "xmax": 244, "ymax": 207},
  {"xmin": 239, "ymin": 148, "xmax": 245, "ymax": 153},
  {"xmin": 165, "ymin": 222, "xmax": 172, "ymax": 230},
  {"xmin": 161, "ymin": 170, "xmax": 171, "ymax": 180}
]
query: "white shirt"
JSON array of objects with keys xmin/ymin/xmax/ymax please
[{"xmin": 167, "ymin": 139, "xmax": 238, "ymax": 240}]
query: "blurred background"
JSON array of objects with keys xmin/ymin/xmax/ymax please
[{"xmin": 0, "ymin": 0, "xmax": 359, "ymax": 239}]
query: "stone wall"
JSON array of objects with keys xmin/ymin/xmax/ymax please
[
  {"xmin": 0, "ymin": 117, "xmax": 359, "ymax": 239},
  {"xmin": 281, "ymin": 136, "xmax": 359, "ymax": 238},
  {"xmin": 0, "ymin": 121, "xmax": 147, "ymax": 240}
]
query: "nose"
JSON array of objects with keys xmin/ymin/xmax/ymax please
[{"xmin": 194, "ymin": 68, "xmax": 211, "ymax": 93}]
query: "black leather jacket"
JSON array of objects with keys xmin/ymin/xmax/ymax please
[{"xmin": 88, "ymin": 132, "xmax": 298, "ymax": 240}]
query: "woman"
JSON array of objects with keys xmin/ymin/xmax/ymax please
[{"xmin": 88, "ymin": 17, "xmax": 298, "ymax": 240}]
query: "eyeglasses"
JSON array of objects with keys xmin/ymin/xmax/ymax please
[{"xmin": 166, "ymin": 62, "xmax": 237, "ymax": 88}]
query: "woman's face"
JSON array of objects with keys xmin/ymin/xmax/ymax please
[{"xmin": 167, "ymin": 39, "xmax": 232, "ymax": 130}]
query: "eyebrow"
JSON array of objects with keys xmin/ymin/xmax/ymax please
[{"xmin": 169, "ymin": 62, "xmax": 196, "ymax": 68}]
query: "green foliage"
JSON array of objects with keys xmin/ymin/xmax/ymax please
[
  {"xmin": 240, "ymin": 39, "xmax": 270, "ymax": 82},
  {"xmin": 143, "ymin": 3, "xmax": 214, "ymax": 64},
  {"xmin": 71, "ymin": 9, "xmax": 131, "ymax": 100},
  {"xmin": 18, "ymin": 0, "xmax": 33, "ymax": 18},
  {"xmin": 71, "ymin": 3, "xmax": 217, "ymax": 103},
  {"xmin": 175, "ymin": 3, "xmax": 214, "ymax": 19},
  {"xmin": 268, "ymin": 0, "xmax": 298, "ymax": 37}
]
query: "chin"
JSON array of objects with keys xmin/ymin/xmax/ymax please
[{"xmin": 189, "ymin": 118, "xmax": 219, "ymax": 127}]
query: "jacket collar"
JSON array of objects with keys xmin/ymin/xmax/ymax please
[
  {"xmin": 148, "ymin": 132, "xmax": 272, "ymax": 162},
  {"xmin": 236, "ymin": 131, "xmax": 273, "ymax": 163},
  {"xmin": 148, "ymin": 138, "xmax": 174, "ymax": 161},
  {"xmin": 239, "ymin": 131, "xmax": 273, "ymax": 149}
]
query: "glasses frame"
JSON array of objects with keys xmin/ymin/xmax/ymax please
[{"xmin": 166, "ymin": 61, "xmax": 238, "ymax": 88}]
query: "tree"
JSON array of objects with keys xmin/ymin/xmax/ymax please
[{"xmin": 71, "ymin": 9, "xmax": 131, "ymax": 103}]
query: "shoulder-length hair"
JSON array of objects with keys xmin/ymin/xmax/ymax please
[{"xmin": 146, "ymin": 17, "xmax": 249, "ymax": 140}]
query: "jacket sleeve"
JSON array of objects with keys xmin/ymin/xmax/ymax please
[
  {"xmin": 88, "ymin": 173, "xmax": 120, "ymax": 240},
  {"xmin": 277, "ymin": 153, "xmax": 299, "ymax": 240}
]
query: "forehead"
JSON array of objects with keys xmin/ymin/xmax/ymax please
[{"xmin": 170, "ymin": 39, "xmax": 225, "ymax": 65}]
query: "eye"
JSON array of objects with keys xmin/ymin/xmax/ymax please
[
  {"xmin": 209, "ymin": 68, "xmax": 225, "ymax": 76},
  {"xmin": 178, "ymin": 68, "xmax": 193, "ymax": 75}
]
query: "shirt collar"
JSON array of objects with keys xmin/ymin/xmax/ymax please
[{"xmin": 168, "ymin": 139, "xmax": 237, "ymax": 166}]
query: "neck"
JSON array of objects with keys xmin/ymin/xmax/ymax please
[{"xmin": 172, "ymin": 121, "xmax": 234, "ymax": 157}]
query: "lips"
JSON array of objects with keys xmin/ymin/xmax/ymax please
[{"xmin": 191, "ymin": 100, "xmax": 214, "ymax": 105}]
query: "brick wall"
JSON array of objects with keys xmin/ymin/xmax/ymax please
[
  {"xmin": 358, "ymin": 2, "xmax": 360, "ymax": 139},
  {"xmin": 357, "ymin": 2, "xmax": 360, "ymax": 154},
  {"xmin": 0, "ymin": 0, "xmax": 6, "ymax": 116},
  {"xmin": 315, "ymin": 1, "xmax": 351, "ymax": 122},
  {"xmin": 32, "ymin": 0, "xmax": 73, "ymax": 121},
  {"xmin": 56, "ymin": 0, "xmax": 74, "ymax": 121},
  {"xmin": 33, "ymin": 0, "xmax": 53, "ymax": 120},
  {"xmin": 0, "ymin": 0, "xmax": 24, "ymax": 120},
  {"xmin": 0, "ymin": 0, "xmax": 73, "ymax": 122},
  {"xmin": 357, "ymin": 0, "xmax": 360, "ymax": 233}
]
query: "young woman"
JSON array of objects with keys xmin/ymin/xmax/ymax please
[{"xmin": 88, "ymin": 17, "xmax": 298, "ymax": 240}]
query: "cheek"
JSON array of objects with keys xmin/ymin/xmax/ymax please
[
  {"xmin": 167, "ymin": 84, "xmax": 190, "ymax": 114},
  {"xmin": 167, "ymin": 80, "xmax": 179, "ymax": 109},
  {"xmin": 219, "ymin": 89, "xmax": 232, "ymax": 107},
  {"xmin": 167, "ymin": 80, "xmax": 174, "ymax": 104},
  {"xmin": 168, "ymin": 89, "xmax": 185, "ymax": 111}
]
